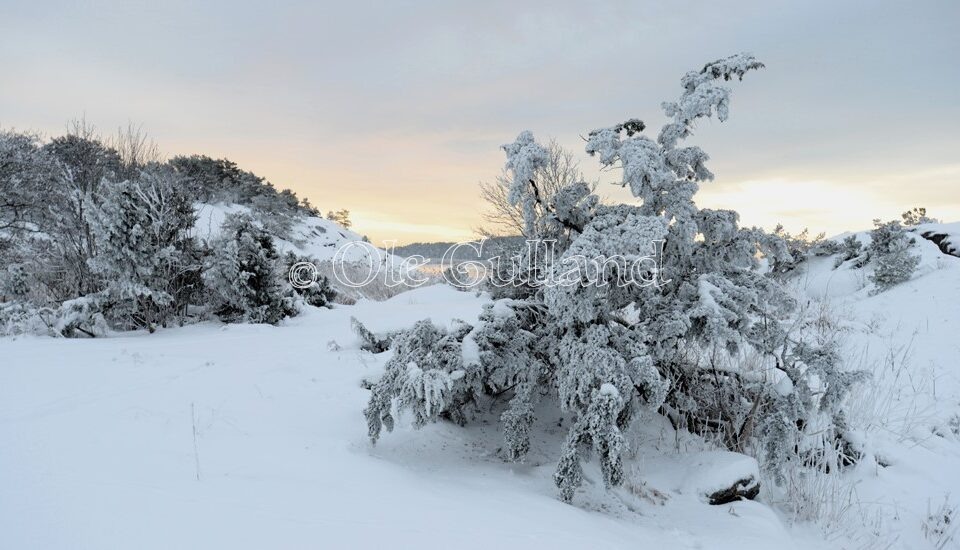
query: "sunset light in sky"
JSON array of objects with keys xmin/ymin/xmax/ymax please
[{"xmin": 2, "ymin": 0, "xmax": 957, "ymax": 244}]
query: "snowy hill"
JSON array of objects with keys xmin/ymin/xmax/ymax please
[
  {"xmin": 791, "ymin": 222, "xmax": 960, "ymax": 547},
  {"xmin": 194, "ymin": 202, "xmax": 405, "ymax": 268},
  {"xmin": 2, "ymin": 223, "xmax": 960, "ymax": 549},
  {"xmin": 193, "ymin": 202, "xmax": 410, "ymax": 302},
  {"xmin": 798, "ymin": 221, "xmax": 960, "ymax": 299}
]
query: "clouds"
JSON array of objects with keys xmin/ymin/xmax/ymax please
[{"xmin": 1, "ymin": 0, "xmax": 958, "ymax": 243}]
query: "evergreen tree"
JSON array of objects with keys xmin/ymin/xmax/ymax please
[
  {"xmin": 282, "ymin": 251, "xmax": 336, "ymax": 308},
  {"xmin": 901, "ymin": 206, "xmax": 936, "ymax": 226},
  {"xmin": 363, "ymin": 54, "xmax": 866, "ymax": 502},
  {"xmin": 203, "ymin": 213, "xmax": 295, "ymax": 324},
  {"xmin": 868, "ymin": 219, "xmax": 921, "ymax": 293}
]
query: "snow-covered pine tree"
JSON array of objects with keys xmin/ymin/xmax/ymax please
[
  {"xmin": 364, "ymin": 319, "xmax": 476, "ymax": 442},
  {"xmin": 901, "ymin": 206, "xmax": 937, "ymax": 226},
  {"xmin": 0, "ymin": 136, "xmax": 51, "ymax": 308},
  {"xmin": 203, "ymin": 213, "xmax": 296, "ymax": 324},
  {"xmin": 282, "ymin": 251, "xmax": 336, "ymax": 308},
  {"xmin": 767, "ymin": 225, "xmax": 829, "ymax": 273},
  {"xmin": 0, "ymin": 131, "xmax": 100, "ymax": 305},
  {"xmin": 363, "ymin": 54, "xmax": 866, "ymax": 502},
  {"xmin": 868, "ymin": 219, "xmax": 920, "ymax": 293},
  {"xmin": 833, "ymin": 234, "xmax": 867, "ymax": 269},
  {"xmin": 0, "ymin": 263, "xmax": 31, "ymax": 305},
  {"xmin": 0, "ymin": 131, "xmax": 54, "ymax": 236}
]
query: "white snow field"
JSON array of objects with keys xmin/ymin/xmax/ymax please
[{"xmin": 3, "ymin": 226, "xmax": 960, "ymax": 549}]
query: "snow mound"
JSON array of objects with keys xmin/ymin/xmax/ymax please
[{"xmin": 643, "ymin": 451, "xmax": 760, "ymax": 501}]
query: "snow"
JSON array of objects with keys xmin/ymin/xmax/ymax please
[
  {"xmin": 793, "ymin": 227, "xmax": 960, "ymax": 548},
  {"xmin": 642, "ymin": 451, "xmax": 759, "ymax": 498},
  {"xmin": 599, "ymin": 382, "xmax": 620, "ymax": 398},
  {"xmin": 1, "ymin": 284, "xmax": 814, "ymax": 550},
  {"xmin": 3, "ymin": 225, "xmax": 960, "ymax": 549}
]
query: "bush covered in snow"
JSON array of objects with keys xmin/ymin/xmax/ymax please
[
  {"xmin": 203, "ymin": 213, "xmax": 298, "ymax": 324},
  {"xmin": 363, "ymin": 54, "xmax": 867, "ymax": 502},
  {"xmin": 867, "ymin": 219, "xmax": 921, "ymax": 293},
  {"xmin": 88, "ymin": 164, "xmax": 202, "ymax": 331},
  {"xmin": 282, "ymin": 251, "xmax": 336, "ymax": 309},
  {"xmin": 0, "ymin": 122, "xmax": 341, "ymax": 335}
]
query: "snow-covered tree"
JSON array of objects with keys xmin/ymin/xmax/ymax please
[
  {"xmin": 478, "ymin": 140, "xmax": 595, "ymax": 238},
  {"xmin": 1, "ymin": 125, "xmax": 324, "ymax": 335},
  {"xmin": 0, "ymin": 263, "xmax": 30, "ymax": 302},
  {"xmin": 1, "ymin": 129, "xmax": 122, "ymax": 303},
  {"xmin": 365, "ymin": 319, "xmax": 476, "ymax": 442},
  {"xmin": 203, "ymin": 213, "xmax": 296, "ymax": 324},
  {"xmin": 43, "ymin": 131, "xmax": 123, "ymax": 296},
  {"xmin": 766, "ymin": 225, "xmax": 829, "ymax": 273},
  {"xmin": 87, "ymin": 164, "xmax": 199, "ymax": 331},
  {"xmin": 868, "ymin": 219, "xmax": 920, "ymax": 293},
  {"xmin": 282, "ymin": 251, "xmax": 336, "ymax": 308},
  {"xmin": 0, "ymin": 131, "xmax": 55, "ymax": 234},
  {"xmin": 833, "ymin": 235, "xmax": 867, "ymax": 269},
  {"xmin": 364, "ymin": 54, "xmax": 865, "ymax": 502},
  {"xmin": 901, "ymin": 206, "xmax": 937, "ymax": 226}
]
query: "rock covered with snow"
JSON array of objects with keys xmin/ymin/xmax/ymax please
[
  {"xmin": 913, "ymin": 221, "xmax": 960, "ymax": 258},
  {"xmin": 644, "ymin": 451, "xmax": 761, "ymax": 505}
]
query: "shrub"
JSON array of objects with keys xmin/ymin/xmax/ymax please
[
  {"xmin": 362, "ymin": 54, "xmax": 867, "ymax": 503},
  {"xmin": 203, "ymin": 213, "xmax": 296, "ymax": 324},
  {"xmin": 868, "ymin": 219, "xmax": 920, "ymax": 293}
]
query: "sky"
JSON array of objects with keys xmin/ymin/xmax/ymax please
[{"xmin": 1, "ymin": 0, "xmax": 958, "ymax": 244}]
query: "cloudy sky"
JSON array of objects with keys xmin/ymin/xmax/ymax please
[{"xmin": 2, "ymin": 0, "xmax": 958, "ymax": 244}]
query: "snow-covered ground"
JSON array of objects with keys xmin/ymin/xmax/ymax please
[
  {"xmin": 2, "ymin": 225, "xmax": 960, "ymax": 549},
  {"xmin": 791, "ymin": 223, "xmax": 960, "ymax": 548},
  {"xmin": 0, "ymin": 286, "xmax": 815, "ymax": 549}
]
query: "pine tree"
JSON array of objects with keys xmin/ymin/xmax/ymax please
[
  {"xmin": 833, "ymin": 235, "xmax": 866, "ymax": 269},
  {"xmin": 355, "ymin": 54, "xmax": 864, "ymax": 502},
  {"xmin": 901, "ymin": 206, "xmax": 936, "ymax": 226},
  {"xmin": 364, "ymin": 320, "xmax": 476, "ymax": 443},
  {"xmin": 202, "ymin": 213, "xmax": 295, "ymax": 324},
  {"xmin": 282, "ymin": 251, "xmax": 336, "ymax": 308},
  {"xmin": 868, "ymin": 219, "xmax": 920, "ymax": 293}
]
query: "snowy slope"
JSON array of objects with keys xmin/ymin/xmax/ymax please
[
  {"xmin": 1, "ymin": 285, "xmax": 817, "ymax": 550},
  {"xmin": 193, "ymin": 203, "xmax": 411, "ymax": 301},
  {"xmin": 793, "ymin": 225, "xmax": 960, "ymax": 548},
  {"xmin": 3, "ymin": 223, "xmax": 960, "ymax": 549},
  {"xmin": 193, "ymin": 202, "xmax": 405, "ymax": 267}
]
